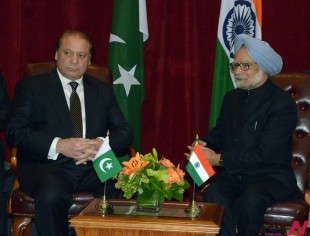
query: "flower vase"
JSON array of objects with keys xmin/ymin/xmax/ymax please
[{"xmin": 136, "ymin": 190, "xmax": 163, "ymax": 213}]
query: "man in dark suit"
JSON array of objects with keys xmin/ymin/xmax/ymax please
[
  {"xmin": 5, "ymin": 29, "xmax": 133, "ymax": 236},
  {"xmin": 0, "ymin": 73, "xmax": 11, "ymax": 236},
  {"xmin": 186, "ymin": 34, "xmax": 302, "ymax": 236}
]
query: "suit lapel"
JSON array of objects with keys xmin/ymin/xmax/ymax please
[
  {"xmin": 47, "ymin": 70, "xmax": 75, "ymax": 136},
  {"xmin": 83, "ymin": 76, "xmax": 98, "ymax": 138}
]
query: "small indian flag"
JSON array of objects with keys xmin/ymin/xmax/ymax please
[
  {"xmin": 93, "ymin": 136, "xmax": 122, "ymax": 183},
  {"xmin": 186, "ymin": 145, "xmax": 215, "ymax": 187}
]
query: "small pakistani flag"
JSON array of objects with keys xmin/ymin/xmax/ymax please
[{"xmin": 93, "ymin": 136, "xmax": 122, "ymax": 182}]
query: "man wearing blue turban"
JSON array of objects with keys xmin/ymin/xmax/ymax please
[{"xmin": 186, "ymin": 34, "xmax": 302, "ymax": 235}]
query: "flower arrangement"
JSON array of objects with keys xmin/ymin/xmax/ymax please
[{"xmin": 115, "ymin": 148, "xmax": 190, "ymax": 205}]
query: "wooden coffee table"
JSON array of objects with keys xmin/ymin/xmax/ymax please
[{"xmin": 70, "ymin": 199, "xmax": 224, "ymax": 236}]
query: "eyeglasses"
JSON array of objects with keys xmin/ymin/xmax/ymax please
[{"xmin": 229, "ymin": 62, "xmax": 257, "ymax": 71}]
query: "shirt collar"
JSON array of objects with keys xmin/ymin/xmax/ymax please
[{"xmin": 56, "ymin": 69, "xmax": 83, "ymax": 86}]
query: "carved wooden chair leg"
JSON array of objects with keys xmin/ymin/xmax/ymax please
[{"xmin": 11, "ymin": 217, "xmax": 32, "ymax": 236}]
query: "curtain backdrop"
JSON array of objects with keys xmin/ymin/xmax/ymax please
[{"xmin": 1, "ymin": 0, "xmax": 310, "ymax": 170}]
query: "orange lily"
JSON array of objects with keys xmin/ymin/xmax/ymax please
[
  {"xmin": 159, "ymin": 157, "xmax": 175, "ymax": 168},
  {"xmin": 122, "ymin": 152, "xmax": 150, "ymax": 173}
]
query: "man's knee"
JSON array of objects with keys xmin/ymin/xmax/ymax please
[
  {"xmin": 35, "ymin": 187, "xmax": 73, "ymax": 210},
  {"xmin": 236, "ymin": 189, "xmax": 272, "ymax": 216},
  {"xmin": 32, "ymin": 175, "xmax": 73, "ymax": 210}
]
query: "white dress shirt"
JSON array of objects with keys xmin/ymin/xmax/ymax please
[{"xmin": 47, "ymin": 69, "xmax": 85, "ymax": 160}]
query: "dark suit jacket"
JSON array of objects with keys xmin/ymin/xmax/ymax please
[
  {"xmin": 203, "ymin": 79, "xmax": 300, "ymax": 199},
  {"xmin": 5, "ymin": 70, "xmax": 132, "ymax": 187},
  {"xmin": 0, "ymin": 73, "xmax": 10, "ymax": 134},
  {"xmin": 0, "ymin": 72, "xmax": 10, "ymax": 177},
  {"xmin": 0, "ymin": 73, "xmax": 10, "ymax": 235}
]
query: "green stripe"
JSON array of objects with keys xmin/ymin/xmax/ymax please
[
  {"xmin": 186, "ymin": 163, "xmax": 204, "ymax": 187},
  {"xmin": 209, "ymin": 40, "xmax": 234, "ymax": 129}
]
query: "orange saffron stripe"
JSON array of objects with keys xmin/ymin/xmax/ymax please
[
  {"xmin": 253, "ymin": 0, "xmax": 262, "ymax": 28},
  {"xmin": 194, "ymin": 145, "xmax": 215, "ymax": 177}
]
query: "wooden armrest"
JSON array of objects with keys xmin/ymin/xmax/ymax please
[
  {"xmin": 8, "ymin": 147, "xmax": 19, "ymax": 214},
  {"xmin": 304, "ymin": 187, "xmax": 310, "ymax": 228},
  {"xmin": 304, "ymin": 187, "xmax": 310, "ymax": 206},
  {"xmin": 10, "ymin": 147, "xmax": 19, "ymax": 192},
  {"xmin": 11, "ymin": 147, "xmax": 18, "ymax": 174}
]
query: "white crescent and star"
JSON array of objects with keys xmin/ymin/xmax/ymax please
[
  {"xmin": 109, "ymin": 33, "xmax": 141, "ymax": 97},
  {"xmin": 113, "ymin": 65, "xmax": 140, "ymax": 96},
  {"xmin": 109, "ymin": 34, "xmax": 126, "ymax": 44},
  {"xmin": 99, "ymin": 158, "xmax": 114, "ymax": 173}
]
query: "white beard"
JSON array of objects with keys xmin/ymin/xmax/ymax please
[{"xmin": 235, "ymin": 67, "xmax": 265, "ymax": 90}]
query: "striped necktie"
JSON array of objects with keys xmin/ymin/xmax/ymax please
[{"xmin": 69, "ymin": 81, "xmax": 83, "ymax": 137}]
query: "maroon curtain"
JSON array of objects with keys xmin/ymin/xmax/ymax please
[{"xmin": 1, "ymin": 0, "xmax": 310, "ymax": 169}]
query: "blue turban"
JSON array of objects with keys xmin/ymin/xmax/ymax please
[{"xmin": 234, "ymin": 34, "xmax": 283, "ymax": 76}]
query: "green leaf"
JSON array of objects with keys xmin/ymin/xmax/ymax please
[
  {"xmin": 152, "ymin": 148, "xmax": 158, "ymax": 158},
  {"xmin": 146, "ymin": 169, "xmax": 168, "ymax": 182},
  {"xmin": 173, "ymin": 190, "xmax": 183, "ymax": 202},
  {"xmin": 119, "ymin": 174, "xmax": 129, "ymax": 181}
]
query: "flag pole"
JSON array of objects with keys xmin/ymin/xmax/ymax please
[
  {"xmin": 96, "ymin": 181, "xmax": 114, "ymax": 216},
  {"xmin": 96, "ymin": 131, "xmax": 114, "ymax": 216},
  {"xmin": 192, "ymin": 180, "xmax": 196, "ymax": 200},
  {"xmin": 185, "ymin": 134, "xmax": 201, "ymax": 217}
]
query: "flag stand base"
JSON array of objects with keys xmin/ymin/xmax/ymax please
[
  {"xmin": 96, "ymin": 196, "xmax": 114, "ymax": 216},
  {"xmin": 185, "ymin": 200, "xmax": 201, "ymax": 218}
]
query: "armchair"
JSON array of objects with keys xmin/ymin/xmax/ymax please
[
  {"xmin": 262, "ymin": 72, "xmax": 310, "ymax": 234},
  {"xmin": 9, "ymin": 62, "xmax": 114, "ymax": 236}
]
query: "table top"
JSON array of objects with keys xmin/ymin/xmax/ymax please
[{"xmin": 70, "ymin": 198, "xmax": 224, "ymax": 234}]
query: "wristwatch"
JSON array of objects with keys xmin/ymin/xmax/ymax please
[{"xmin": 218, "ymin": 155, "xmax": 224, "ymax": 166}]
